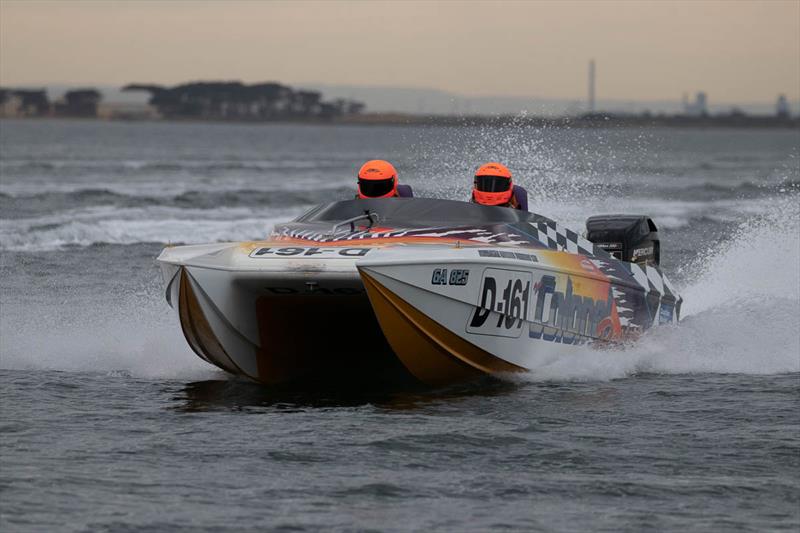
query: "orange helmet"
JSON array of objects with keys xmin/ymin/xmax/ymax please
[
  {"xmin": 357, "ymin": 160, "xmax": 398, "ymax": 199},
  {"xmin": 473, "ymin": 162, "xmax": 513, "ymax": 206}
]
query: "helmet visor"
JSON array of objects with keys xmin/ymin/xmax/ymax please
[
  {"xmin": 475, "ymin": 175, "xmax": 511, "ymax": 193},
  {"xmin": 358, "ymin": 177, "xmax": 395, "ymax": 198}
]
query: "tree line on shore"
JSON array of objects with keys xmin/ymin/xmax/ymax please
[
  {"xmin": 0, "ymin": 81, "xmax": 365, "ymax": 120},
  {"xmin": 124, "ymin": 81, "xmax": 365, "ymax": 120},
  {"xmin": 0, "ymin": 88, "xmax": 101, "ymax": 117}
]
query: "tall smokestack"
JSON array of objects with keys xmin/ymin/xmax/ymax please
[{"xmin": 588, "ymin": 59, "xmax": 596, "ymax": 113}]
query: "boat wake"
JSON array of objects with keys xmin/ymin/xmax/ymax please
[
  {"xmin": 0, "ymin": 293, "xmax": 219, "ymax": 381},
  {"xmin": 516, "ymin": 197, "xmax": 800, "ymax": 381}
]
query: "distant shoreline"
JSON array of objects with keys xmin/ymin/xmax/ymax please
[
  {"xmin": 2, "ymin": 112, "xmax": 798, "ymax": 129},
  {"xmin": 339, "ymin": 113, "xmax": 800, "ymax": 129}
]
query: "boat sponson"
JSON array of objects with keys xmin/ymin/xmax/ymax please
[
  {"xmin": 178, "ymin": 268, "xmax": 249, "ymax": 378},
  {"xmin": 360, "ymin": 270, "xmax": 525, "ymax": 386}
]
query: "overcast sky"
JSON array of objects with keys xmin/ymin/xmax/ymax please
[{"xmin": 1, "ymin": 0, "xmax": 798, "ymax": 103}]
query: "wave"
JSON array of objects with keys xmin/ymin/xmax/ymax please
[
  {"xmin": 0, "ymin": 207, "xmax": 303, "ymax": 251},
  {"xmin": 0, "ymin": 186, "xmax": 354, "ymax": 218},
  {"xmin": 0, "ymin": 158, "xmax": 338, "ymax": 172}
]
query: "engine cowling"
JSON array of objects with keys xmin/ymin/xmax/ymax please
[{"xmin": 585, "ymin": 215, "xmax": 660, "ymax": 266}]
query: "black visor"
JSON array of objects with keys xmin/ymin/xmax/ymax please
[
  {"xmin": 474, "ymin": 175, "xmax": 511, "ymax": 192},
  {"xmin": 358, "ymin": 177, "xmax": 395, "ymax": 197}
]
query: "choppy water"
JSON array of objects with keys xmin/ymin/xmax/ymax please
[{"xmin": 1, "ymin": 119, "xmax": 799, "ymax": 531}]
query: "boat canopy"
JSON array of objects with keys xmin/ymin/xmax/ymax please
[{"xmin": 295, "ymin": 197, "xmax": 552, "ymax": 228}]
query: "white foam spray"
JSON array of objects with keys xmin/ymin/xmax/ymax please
[
  {"xmin": 0, "ymin": 293, "xmax": 223, "ymax": 381},
  {"xmin": 517, "ymin": 195, "xmax": 800, "ymax": 381}
]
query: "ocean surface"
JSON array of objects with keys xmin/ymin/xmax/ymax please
[{"xmin": 1, "ymin": 119, "xmax": 798, "ymax": 532}]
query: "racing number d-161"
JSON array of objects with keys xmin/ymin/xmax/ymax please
[{"xmin": 467, "ymin": 268, "xmax": 532, "ymax": 338}]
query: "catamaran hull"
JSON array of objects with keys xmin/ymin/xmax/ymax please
[
  {"xmin": 159, "ymin": 244, "xmax": 679, "ymax": 386},
  {"xmin": 157, "ymin": 198, "xmax": 682, "ymax": 386}
]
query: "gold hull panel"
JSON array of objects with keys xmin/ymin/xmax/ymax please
[{"xmin": 360, "ymin": 271, "xmax": 525, "ymax": 386}]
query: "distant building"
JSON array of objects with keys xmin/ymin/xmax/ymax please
[
  {"xmin": 684, "ymin": 92, "xmax": 708, "ymax": 117},
  {"xmin": 776, "ymin": 94, "xmax": 790, "ymax": 118}
]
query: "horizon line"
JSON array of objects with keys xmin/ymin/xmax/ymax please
[{"xmin": 1, "ymin": 80, "xmax": 797, "ymax": 107}]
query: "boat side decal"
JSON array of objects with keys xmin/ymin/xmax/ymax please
[
  {"xmin": 511, "ymin": 221, "xmax": 599, "ymax": 257},
  {"xmin": 478, "ymin": 249, "xmax": 539, "ymax": 263},
  {"xmin": 527, "ymin": 275, "xmax": 622, "ymax": 345},
  {"xmin": 250, "ymin": 246, "xmax": 372, "ymax": 258},
  {"xmin": 269, "ymin": 224, "xmax": 532, "ymax": 247},
  {"xmin": 461, "ymin": 261, "xmax": 625, "ymax": 344},
  {"xmin": 466, "ymin": 268, "xmax": 533, "ymax": 339},
  {"xmin": 431, "ymin": 268, "xmax": 470, "ymax": 286}
]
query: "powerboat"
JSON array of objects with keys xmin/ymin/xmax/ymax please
[{"xmin": 157, "ymin": 198, "xmax": 682, "ymax": 386}]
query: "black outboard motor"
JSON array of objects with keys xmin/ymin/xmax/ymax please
[{"xmin": 585, "ymin": 215, "xmax": 660, "ymax": 265}]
